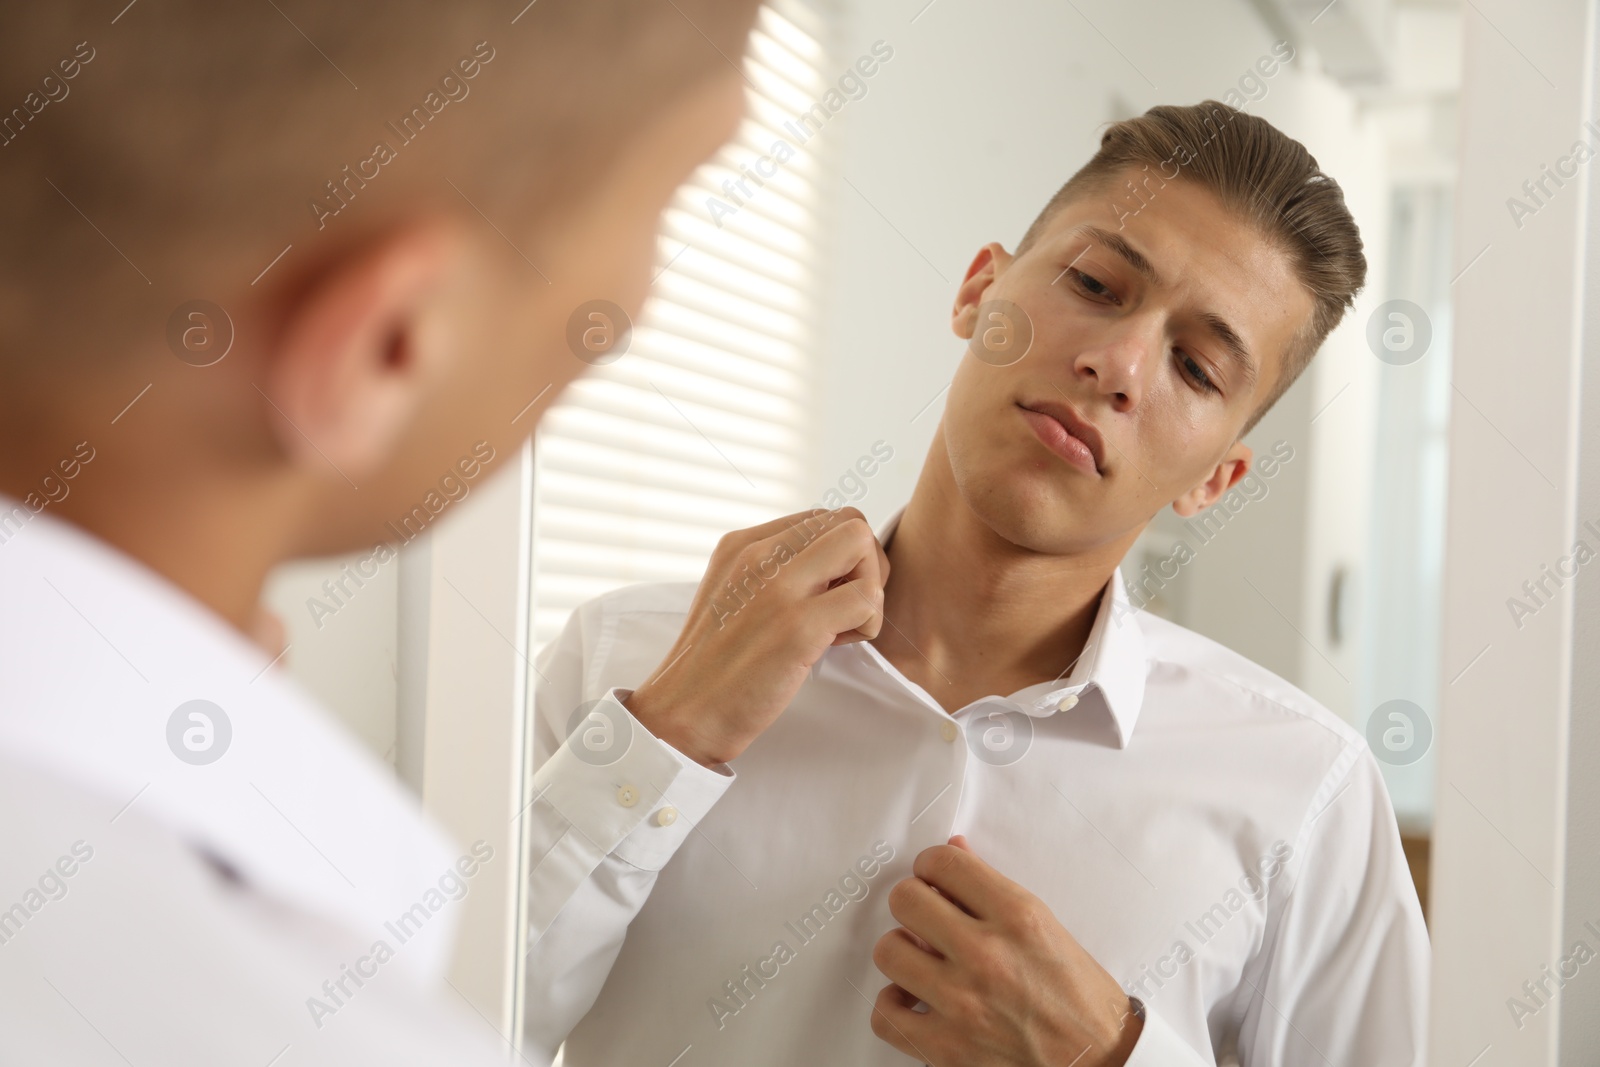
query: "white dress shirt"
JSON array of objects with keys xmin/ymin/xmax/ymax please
[
  {"xmin": 0, "ymin": 497, "xmax": 511, "ymax": 1064},
  {"xmin": 523, "ymin": 507, "xmax": 1429, "ymax": 1066}
]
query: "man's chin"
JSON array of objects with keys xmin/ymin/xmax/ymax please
[{"xmin": 954, "ymin": 469, "xmax": 1094, "ymax": 556}]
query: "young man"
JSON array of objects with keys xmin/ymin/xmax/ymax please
[
  {"xmin": 525, "ymin": 102, "xmax": 1429, "ymax": 1065},
  {"xmin": 0, "ymin": 1, "xmax": 762, "ymax": 1062}
]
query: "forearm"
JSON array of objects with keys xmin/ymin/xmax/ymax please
[
  {"xmin": 522, "ymin": 689, "xmax": 735, "ymax": 1053},
  {"xmin": 522, "ymin": 851, "xmax": 666, "ymax": 1061}
]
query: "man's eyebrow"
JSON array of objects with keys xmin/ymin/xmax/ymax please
[
  {"xmin": 1071, "ymin": 225, "xmax": 1162, "ymax": 287},
  {"xmin": 1198, "ymin": 311, "xmax": 1259, "ymax": 393},
  {"xmin": 1068, "ymin": 224, "xmax": 1260, "ymax": 394}
]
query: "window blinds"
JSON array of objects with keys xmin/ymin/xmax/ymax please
[{"xmin": 529, "ymin": 0, "xmax": 839, "ymax": 649}]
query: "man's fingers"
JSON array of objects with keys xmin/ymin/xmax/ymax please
[
  {"xmin": 721, "ymin": 507, "xmax": 866, "ymax": 557},
  {"xmin": 840, "ymin": 535, "xmax": 892, "ymax": 641},
  {"xmin": 885, "ymin": 874, "xmax": 973, "ymax": 958},
  {"xmin": 911, "ymin": 842, "xmax": 1016, "ymax": 922},
  {"xmin": 868, "ymin": 982, "xmax": 935, "ymax": 1062},
  {"xmin": 767, "ymin": 507, "xmax": 868, "ymax": 561},
  {"xmin": 782, "ymin": 516, "xmax": 880, "ymax": 591},
  {"xmin": 721, "ymin": 510, "xmax": 886, "ymax": 643},
  {"xmin": 870, "ymin": 927, "xmax": 944, "ymax": 1008},
  {"xmin": 871, "ymin": 531, "xmax": 890, "ymax": 586},
  {"xmin": 818, "ymin": 576, "xmax": 884, "ymax": 644}
]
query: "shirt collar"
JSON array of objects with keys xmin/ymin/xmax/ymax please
[
  {"xmin": 0, "ymin": 494, "xmax": 460, "ymax": 979},
  {"xmin": 874, "ymin": 505, "xmax": 1148, "ymax": 748}
]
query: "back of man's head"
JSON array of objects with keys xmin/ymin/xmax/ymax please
[
  {"xmin": 0, "ymin": 1, "xmax": 761, "ymax": 611},
  {"xmin": 0, "ymin": 1, "xmax": 755, "ymax": 368}
]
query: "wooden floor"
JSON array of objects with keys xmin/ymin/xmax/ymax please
[{"xmin": 1401, "ymin": 835, "xmax": 1431, "ymax": 926}]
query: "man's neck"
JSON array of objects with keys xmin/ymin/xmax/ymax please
[
  {"xmin": 869, "ymin": 438, "xmax": 1134, "ymax": 714},
  {"xmin": 0, "ymin": 432, "xmax": 300, "ymax": 639}
]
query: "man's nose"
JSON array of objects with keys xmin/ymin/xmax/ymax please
[{"xmin": 1073, "ymin": 323, "xmax": 1156, "ymax": 411}]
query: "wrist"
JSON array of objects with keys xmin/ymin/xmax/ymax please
[
  {"xmin": 622, "ymin": 688, "xmax": 731, "ymax": 768},
  {"xmin": 1099, "ymin": 997, "xmax": 1144, "ymax": 1066}
]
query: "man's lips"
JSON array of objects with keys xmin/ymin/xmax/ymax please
[{"xmin": 1018, "ymin": 400, "xmax": 1105, "ymax": 477}]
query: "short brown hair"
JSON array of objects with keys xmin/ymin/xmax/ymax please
[
  {"xmin": 0, "ymin": 0, "xmax": 760, "ymax": 366},
  {"xmin": 1019, "ymin": 100, "xmax": 1366, "ymax": 435}
]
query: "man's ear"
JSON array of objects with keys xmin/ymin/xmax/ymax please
[
  {"xmin": 260, "ymin": 221, "xmax": 463, "ymax": 482},
  {"xmin": 951, "ymin": 242, "xmax": 1013, "ymax": 340},
  {"xmin": 1172, "ymin": 440, "xmax": 1254, "ymax": 517}
]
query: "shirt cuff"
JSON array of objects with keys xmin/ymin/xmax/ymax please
[
  {"xmin": 1122, "ymin": 1001, "xmax": 1212, "ymax": 1066},
  {"xmin": 534, "ymin": 687, "xmax": 734, "ymax": 872}
]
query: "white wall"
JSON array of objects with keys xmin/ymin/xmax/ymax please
[
  {"xmin": 1563, "ymin": 71, "xmax": 1600, "ymax": 1048},
  {"xmin": 262, "ymin": 550, "xmax": 399, "ymax": 763},
  {"xmin": 1428, "ymin": 0, "xmax": 1598, "ymax": 1062}
]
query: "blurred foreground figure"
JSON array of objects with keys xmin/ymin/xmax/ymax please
[{"xmin": 0, "ymin": 2, "xmax": 759, "ymax": 1061}]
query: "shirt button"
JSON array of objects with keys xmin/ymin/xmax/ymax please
[
  {"xmin": 1057, "ymin": 693, "xmax": 1080, "ymax": 712},
  {"xmin": 940, "ymin": 720, "xmax": 959, "ymax": 742},
  {"xmin": 616, "ymin": 785, "xmax": 639, "ymax": 808},
  {"xmin": 654, "ymin": 806, "xmax": 679, "ymax": 827}
]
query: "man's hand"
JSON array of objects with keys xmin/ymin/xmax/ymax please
[
  {"xmin": 623, "ymin": 507, "xmax": 887, "ymax": 767},
  {"xmin": 870, "ymin": 836, "xmax": 1144, "ymax": 1067}
]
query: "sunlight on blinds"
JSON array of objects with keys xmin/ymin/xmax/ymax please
[{"xmin": 530, "ymin": 0, "xmax": 838, "ymax": 649}]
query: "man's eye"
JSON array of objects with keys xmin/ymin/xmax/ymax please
[
  {"xmin": 1068, "ymin": 269, "xmax": 1113, "ymax": 299},
  {"xmin": 1178, "ymin": 351, "xmax": 1219, "ymax": 394}
]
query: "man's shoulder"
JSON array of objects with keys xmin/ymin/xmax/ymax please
[
  {"xmin": 1131, "ymin": 613, "xmax": 1401, "ymax": 873},
  {"xmin": 578, "ymin": 580, "xmax": 700, "ymax": 621},
  {"xmin": 1133, "ymin": 609, "xmax": 1364, "ymax": 753},
  {"xmin": 0, "ymin": 754, "xmax": 509, "ymax": 1066},
  {"xmin": 548, "ymin": 581, "xmax": 699, "ymax": 681}
]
